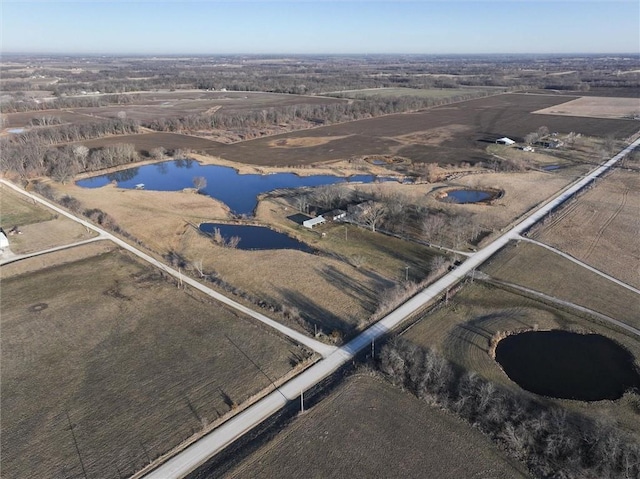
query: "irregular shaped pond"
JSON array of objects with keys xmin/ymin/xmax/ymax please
[
  {"xmin": 495, "ymin": 330, "xmax": 640, "ymax": 401},
  {"xmin": 77, "ymin": 159, "xmax": 380, "ymax": 215},
  {"xmin": 199, "ymin": 223, "xmax": 313, "ymax": 252},
  {"xmin": 440, "ymin": 189, "xmax": 495, "ymax": 204}
]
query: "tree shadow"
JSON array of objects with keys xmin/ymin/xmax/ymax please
[
  {"xmin": 278, "ymin": 287, "xmax": 354, "ymax": 335},
  {"xmin": 318, "ymin": 264, "xmax": 389, "ymax": 314}
]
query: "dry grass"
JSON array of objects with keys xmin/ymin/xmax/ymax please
[
  {"xmin": 533, "ymin": 169, "xmax": 640, "ymax": 289},
  {"xmin": 534, "ymin": 96, "xmax": 640, "ymax": 119},
  {"xmin": 481, "ymin": 241, "xmax": 640, "ymax": 329},
  {"xmin": 267, "ymin": 135, "xmax": 350, "ymax": 148},
  {"xmin": 0, "ymin": 184, "xmax": 55, "ymax": 228},
  {"xmin": 1, "ymin": 248, "xmax": 307, "ymax": 479},
  {"xmin": 221, "ymin": 374, "xmax": 529, "ymax": 479},
  {"xmin": 402, "ymin": 282, "xmax": 640, "ymax": 434}
]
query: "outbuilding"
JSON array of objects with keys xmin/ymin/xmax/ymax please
[
  {"xmin": 303, "ymin": 216, "xmax": 326, "ymax": 229},
  {"xmin": 496, "ymin": 137, "xmax": 516, "ymax": 145}
]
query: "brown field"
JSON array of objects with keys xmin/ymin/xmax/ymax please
[
  {"xmin": 1, "ymin": 248, "xmax": 308, "ymax": 479},
  {"xmin": 218, "ymin": 374, "xmax": 528, "ymax": 479},
  {"xmin": 63, "ymin": 94, "xmax": 640, "ymax": 167},
  {"xmin": 533, "ymin": 169, "xmax": 640, "ymax": 289},
  {"xmin": 481, "ymin": 241, "xmax": 640, "ymax": 329},
  {"xmin": 534, "ymin": 96, "xmax": 640, "ymax": 119},
  {"xmin": 403, "ymin": 282, "xmax": 640, "ymax": 434},
  {"xmin": 4, "ymin": 91, "xmax": 345, "ymax": 128},
  {"xmin": 199, "ymin": 94, "xmax": 640, "ymax": 167}
]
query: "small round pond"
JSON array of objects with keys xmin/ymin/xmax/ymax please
[
  {"xmin": 495, "ymin": 330, "xmax": 640, "ymax": 401},
  {"xmin": 199, "ymin": 223, "xmax": 313, "ymax": 252},
  {"xmin": 439, "ymin": 189, "xmax": 498, "ymax": 204}
]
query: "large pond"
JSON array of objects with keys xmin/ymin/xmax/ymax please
[
  {"xmin": 495, "ymin": 330, "xmax": 640, "ymax": 401},
  {"xmin": 199, "ymin": 223, "xmax": 313, "ymax": 252},
  {"xmin": 77, "ymin": 159, "xmax": 380, "ymax": 215},
  {"xmin": 440, "ymin": 189, "xmax": 496, "ymax": 204}
]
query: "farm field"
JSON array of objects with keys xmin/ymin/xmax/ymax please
[
  {"xmin": 532, "ymin": 169, "xmax": 640, "ymax": 289},
  {"xmin": 403, "ymin": 282, "xmax": 640, "ymax": 433},
  {"xmin": 1, "ymin": 183, "xmax": 56, "ymax": 227},
  {"xmin": 195, "ymin": 93, "xmax": 640, "ymax": 167},
  {"xmin": 0, "ymin": 247, "xmax": 309, "ymax": 479},
  {"xmin": 2, "ymin": 91, "xmax": 346, "ymax": 129},
  {"xmin": 534, "ymin": 96, "xmax": 640, "ymax": 119},
  {"xmin": 214, "ymin": 374, "xmax": 528, "ymax": 479},
  {"xmin": 481, "ymin": 241, "xmax": 640, "ymax": 329}
]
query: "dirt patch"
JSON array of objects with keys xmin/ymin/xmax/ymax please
[
  {"xmin": 267, "ymin": 135, "xmax": 350, "ymax": 148},
  {"xmin": 1, "ymin": 248, "xmax": 307, "ymax": 479},
  {"xmin": 534, "ymin": 96, "xmax": 640, "ymax": 120},
  {"xmin": 393, "ymin": 124, "xmax": 472, "ymax": 146},
  {"xmin": 219, "ymin": 374, "xmax": 528, "ymax": 479}
]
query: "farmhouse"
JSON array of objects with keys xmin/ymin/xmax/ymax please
[
  {"xmin": 303, "ymin": 216, "xmax": 326, "ymax": 229},
  {"xmin": 323, "ymin": 209, "xmax": 347, "ymax": 221},
  {"xmin": 496, "ymin": 137, "xmax": 516, "ymax": 145}
]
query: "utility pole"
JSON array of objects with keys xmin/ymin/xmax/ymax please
[
  {"xmin": 405, "ymin": 265, "xmax": 409, "ymax": 282},
  {"xmin": 66, "ymin": 412, "xmax": 88, "ymax": 479},
  {"xmin": 300, "ymin": 390, "xmax": 304, "ymax": 413},
  {"xmin": 371, "ymin": 339, "xmax": 375, "ymax": 359}
]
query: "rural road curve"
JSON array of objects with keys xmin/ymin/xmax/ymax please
[
  {"xmin": 141, "ymin": 137, "xmax": 640, "ymax": 479},
  {"xmin": 0, "ymin": 179, "xmax": 336, "ymax": 358}
]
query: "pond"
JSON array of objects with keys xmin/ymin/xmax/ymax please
[
  {"xmin": 199, "ymin": 223, "xmax": 313, "ymax": 252},
  {"xmin": 440, "ymin": 189, "xmax": 496, "ymax": 204},
  {"xmin": 495, "ymin": 330, "xmax": 640, "ymax": 401},
  {"xmin": 77, "ymin": 159, "xmax": 381, "ymax": 215}
]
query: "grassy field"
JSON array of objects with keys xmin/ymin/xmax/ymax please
[
  {"xmin": 216, "ymin": 374, "xmax": 529, "ymax": 479},
  {"xmin": 0, "ymin": 184, "xmax": 56, "ymax": 228},
  {"xmin": 1, "ymin": 248, "xmax": 309, "ymax": 479},
  {"xmin": 402, "ymin": 282, "xmax": 640, "ymax": 434},
  {"xmin": 533, "ymin": 169, "xmax": 640, "ymax": 289},
  {"xmin": 481, "ymin": 241, "xmax": 640, "ymax": 329}
]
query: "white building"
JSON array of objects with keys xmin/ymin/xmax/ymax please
[
  {"xmin": 0, "ymin": 232, "xmax": 9, "ymax": 250},
  {"xmin": 496, "ymin": 137, "xmax": 516, "ymax": 145},
  {"xmin": 303, "ymin": 216, "xmax": 326, "ymax": 229}
]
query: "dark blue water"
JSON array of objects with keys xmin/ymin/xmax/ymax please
[
  {"xmin": 543, "ymin": 165, "xmax": 561, "ymax": 171},
  {"xmin": 77, "ymin": 159, "xmax": 379, "ymax": 215},
  {"xmin": 495, "ymin": 330, "xmax": 640, "ymax": 401},
  {"xmin": 445, "ymin": 189, "xmax": 493, "ymax": 204},
  {"xmin": 199, "ymin": 223, "xmax": 313, "ymax": 252}
]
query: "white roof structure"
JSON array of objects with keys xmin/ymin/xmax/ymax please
[
  {"xmin": 303, "ymin": 216, "xmax": 326, "ymax": 229},
  {"xmin": 0, "ymin": 232, "xmax": 9, "ymax": 249},
  {"xmin": 496, "ymin": 137, "xmax": 516, "ymax": 145}
]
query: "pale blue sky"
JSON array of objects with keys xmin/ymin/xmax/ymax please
[{"xmin": 2, "ymin": 1, "xmax": 638, "ymax": 54}]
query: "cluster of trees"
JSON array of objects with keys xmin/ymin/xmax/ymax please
[
  {"xmin": 1, "ymin": 140, "xmax": 138, "ymax": 181},
  {"xmin": 379, "ymin": 338, "xmax": 640, "ymax": 479},
  {"xmin": 144, "ymin": 93, "xmax": 488, "ymax": 135},
  {"xmin": 1, "ymin": 93, "xmax": 139, "ymax": 113},
  {"xmin": 2, "ymin": 118, "xmax": 139, "ymax": 146}
]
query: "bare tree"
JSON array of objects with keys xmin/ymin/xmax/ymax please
[
  {"xmin": 422, "ymin": 212, "xmax": 446, "ymax": 242},
  {"xmin": 149, "ymin": 146, "xmax": 166, "ymax": 160},
  {"xmin": 356, "ymin": 201, "xmax": 386, "ymax": 232},
  {"xmin": 193, "ymin": 176, "xmax": 207, "ymax": 191}
]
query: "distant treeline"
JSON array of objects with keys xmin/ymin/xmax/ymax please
[
  {"xmin": 379, "ymin": 338, "xmax": 640, "ymax": 479},
  {"xmin": 0, "ymin": 93, "xmax": 141, "ymax": 113}
]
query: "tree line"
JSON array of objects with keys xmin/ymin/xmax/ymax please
[{"xmin": 379, "ymin": 338, "xmax": 640, "ymax": 479}]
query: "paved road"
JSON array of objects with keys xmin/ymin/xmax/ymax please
[
  {"xmin": 0, "ymin": 179, "xmax": 336, "ymax": 358},
  {"xmin": 141, "ymin": 137, "xmax": 640, "ymax": 478}
]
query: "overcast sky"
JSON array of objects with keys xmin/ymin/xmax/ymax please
[{"xmin": 2, "ymin": 1, "xmax": 638, "ymax": 55}]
